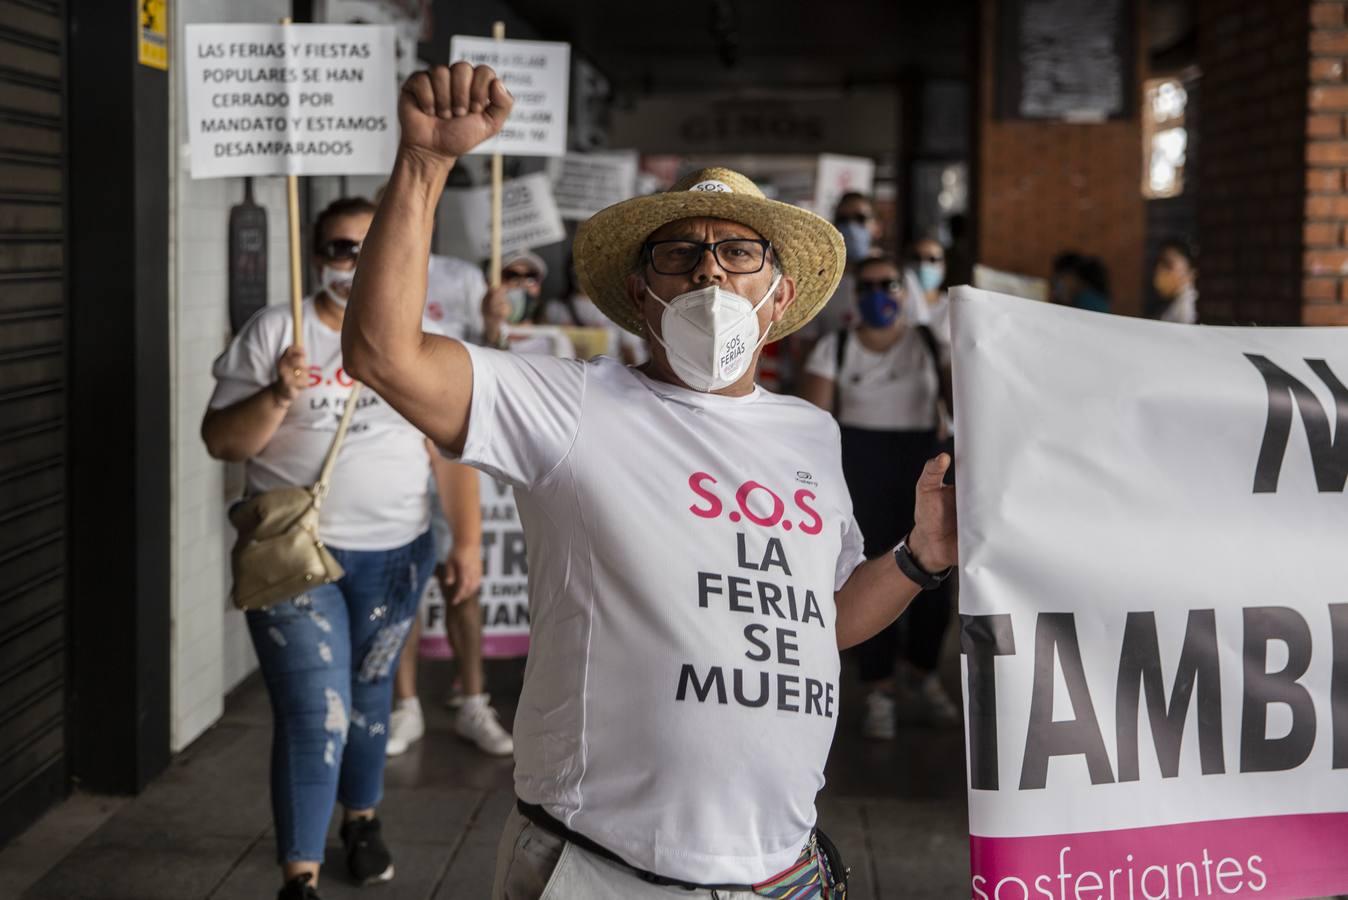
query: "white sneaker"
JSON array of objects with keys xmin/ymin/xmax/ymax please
[
  {"xmin": 917, "ymin": 674, "xmax": 961, "ymax": 726},
  {"xmin": 385, "ymin": 697, "xmax": 424, "ymax": 757},
  {"xmin": 862, "ymin": 690, "xmax": 897, "ymax": 740},
  {"xmin": 454, "ymin": 695, "xmax": 514, "ymax": 756}
]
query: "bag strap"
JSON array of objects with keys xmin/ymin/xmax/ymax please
[
  {"xmin": 832, "ymin": 328, "xmax": 848, "ymax": 418},
  {"xmin": 914, "ymin": 324, "xmax": 953, "ymax": 421},
  {"xmin": 312, "ymin": 382, "xmax": 363, "ymax": 506}
]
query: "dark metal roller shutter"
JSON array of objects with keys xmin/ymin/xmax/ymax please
[{"xmin": 0, "ymin": 0, "xmax": 68, "ymax": 844}]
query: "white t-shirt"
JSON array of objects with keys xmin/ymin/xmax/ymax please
[
  {"xmin": 1160, "ymin": 285, "xmax": 1198, "ymax": 324},
  {"xmin": 209, "ymin": 297, "xmax": 435, "ymax": 551},
  {"xmin": 423, "ymin": 254, "xmax": 487, "ymax": 342},
  {"xmin": 455, "ymin": 348, "xmax": 866, "ymax": 884},
  {"xmin": 804, "ymin": 328, "xmax": 941, "ymax": 431},
  {"xmin": 902, "ymin": 269, "xmax": 952, "ymax": 343}
]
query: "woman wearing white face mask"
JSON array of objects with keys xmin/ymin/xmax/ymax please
[
  {"xmin": 901, "ymin": 235, "xmax": 951, "ymax": 343},
  {"xmin": 201, "ymin": 197, "xmax": 483, "ymax": 900}
]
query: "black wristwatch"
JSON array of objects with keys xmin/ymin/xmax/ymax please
[{"xmin": 893, "ymin": 533, "xmax": 952, "ymax": 591}]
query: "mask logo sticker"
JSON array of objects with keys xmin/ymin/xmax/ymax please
[
  {"xmin": 719, "ymin": 334, "xmax": 747, "ymax": 375},
  {"xmin": 690, "ymin": 180, "xmax": 733, "ymax": 193}
]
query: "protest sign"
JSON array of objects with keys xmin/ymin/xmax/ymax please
[
  {"xmin": 436, "ymin": 172, "xmax": 565, "ymax": 261},
  {"xmin": 183, "ymin": 23, "xmax": 397, "ymax": 178},
  {"xmin": 547, "ymin": 151, "xmax": 640, "ymax": 219},
  {"xmin": 420, "ymin": 473, "xmax": 530, "ymax": 660},
  {"xmin": 448, "ymin": 35, "xmax": 570, "ymax": 157},
  {"xmin": 813, "ymin": 153, "xmax": 875, "ymax": 217},
  {"xmin": 951, "ymin": 288, "xmax": 1348, "ymax": 900}
]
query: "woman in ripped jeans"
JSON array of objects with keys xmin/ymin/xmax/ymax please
[{"xmin": 202, "ymin": 196, "xmax": 479, "ymax": 900}]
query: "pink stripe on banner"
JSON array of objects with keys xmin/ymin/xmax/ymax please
[{"xmin": 970, "ymin": 812, "xmax": 1348, "ymax": 900}]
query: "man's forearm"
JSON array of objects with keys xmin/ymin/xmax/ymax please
[
  {"xmin": 201, "ymin": 385, "xmax": 289, "ymax": 462},
  {"xmin": 834, "ymin": 554, "xmax": 924, "ymax": 650},
  {"xmin": 343, "ymin": 147, "xmax": 454, "ymax": 384}
]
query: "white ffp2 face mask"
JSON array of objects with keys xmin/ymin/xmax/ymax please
[
  {"xmin": 321, "ymin": 265, "xmax": 355, "ymax": 307},
  {"xmin": 645, "ymin": 275, "xmax": 781, "ymax": 392}
]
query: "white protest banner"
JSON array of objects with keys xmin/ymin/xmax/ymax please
[
  {"xmin": 546, "ymin": 151, "xmax": 640, "ymax": 220},
  {"xmin": 436, "ymin": 171, "xmax": 565, "ymax": 261},
  {"xmin": 448, "ymin": 35, "xmax": 570, "ymax": 157},
  {"xmin": 951, "ymin": 288, "xmax": 1348, "ymax": 900},
  {"xmin": 421, "ymin": 470, "xmax": 530, "ymax": 659},
  {"xmin": 813, "ymin": 153, "xmax": 875, "ymax": 217},
  {"xmin": 184, "ymin": 23, "xmax": 397, "ymax": 178}
]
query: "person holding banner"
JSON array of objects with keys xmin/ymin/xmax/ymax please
[
  {"xmin": 202, "ymin": 196, "xmax": 473, "ymax": 899},
  {"xmin": 798, "ymin": 255, "xmax": 959, "ymax": 738},
  {"xmin": 342, "ymin": 62, "xmax": 957, "ymax": 898}
]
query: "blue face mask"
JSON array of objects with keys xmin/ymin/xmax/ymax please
[
  {"xmin": 838, "ymin": 221, "xmax": 872, "ymax": 263},
  {"xmin": 857, "ymin": 287, "xmax": 900, "ymax": 328},
  {"xmin": 917, "ymin": 261, "xmax": 945, "ymax": 293}
]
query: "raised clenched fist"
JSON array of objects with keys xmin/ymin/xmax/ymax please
[{"xmin": 398, "ymin": 63, "xmax": 513, "ymax": 162}]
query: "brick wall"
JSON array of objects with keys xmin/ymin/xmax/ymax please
[
  {"xmin": 1302, "ymin": 0, "xmax": 1348, "ymax": 324},
  {"xmin": 1196, "ymin": 0, "xmax": 1309, "ymax": 325},
  {"xmin": 975, "ymin": 0, "xmax": 1147, "ymax": 316}
]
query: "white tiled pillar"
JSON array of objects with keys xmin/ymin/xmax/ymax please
[{"xmin": 168, "ymin": 0, "xmax": 294, "ymax": 751}]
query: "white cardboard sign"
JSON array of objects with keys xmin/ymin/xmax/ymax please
[
  {"xmin": 813, "ymin": 153, "xmax": 875, "ymax": 218},
  {"xmin": 951, "ymin": 288, "xmax": 1348, "ymax": 900},
  {"xmin": 546, "ymin": 150, "xmax": 640, "ymax": 219},
  {"xmin": 184, "ymin": 23, "xmax": 397, "ymax": 178},
  {"xmin": 448, "ymin": 35, "xmax": 570, "ymax": 158},
  {"xmin": 436, "ymin": 171, "xmax": 565, "ymax": 261}
]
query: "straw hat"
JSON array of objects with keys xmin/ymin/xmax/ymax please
[{"xmin": 572, "ymin": 167, "xmax": 845, "ymax": 340}]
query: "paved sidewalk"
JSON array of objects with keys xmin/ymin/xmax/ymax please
[{"xmin": 10, "ymin": 654, "xmax": 970, "ymax": 900}]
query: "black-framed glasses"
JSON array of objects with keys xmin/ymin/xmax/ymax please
[
  {"xmin": 319, "ymin": 238, "xmax": 361, "ymax": 262},
  {"xmin": 645, "ymin": 239, "xmax": 771, "ymax": 275},
  {"xmin": 857, "ymin": 278, "xmax": 902, "ymax": 294}
]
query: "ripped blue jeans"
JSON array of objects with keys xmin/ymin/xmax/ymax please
[{"xmin": 246, "ymin": 530, "xmax": 433, "ymax": 864}]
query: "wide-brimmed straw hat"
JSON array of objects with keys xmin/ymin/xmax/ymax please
[{"xmin": 573, "ymin": 167, "xmax": 845, "ymax": 340}]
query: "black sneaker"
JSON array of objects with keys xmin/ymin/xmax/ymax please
[
  {"xmin": 340, "ymin": 816, "xmax": 395, "ymax": 885},
  {"xmin": 277, "ymin": 873, "xmax": 321, "ymax": 900}
]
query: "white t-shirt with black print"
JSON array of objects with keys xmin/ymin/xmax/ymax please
[
  {"xmin": 453, "ymin": 347, "xmax": 867, "ymax": 885},
  {"xmin": 804, "ymin": 328, "xmax": 942, "ymax": 432},
  {"xmin": 209, "ymin": 297, "xmax": 435, "ymax": 552}
]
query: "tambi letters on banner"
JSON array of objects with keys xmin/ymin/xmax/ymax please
[
  {"xmin": 950, "ymin": 287, "xmax": 1348, "ymax": 900},
  {"xmin": 447, "ymin": 35, "xmax": 570, "ymax": 157},
  {"xmin": 183, "ymin": 23, "xmax": 397, "ymax": 178}
]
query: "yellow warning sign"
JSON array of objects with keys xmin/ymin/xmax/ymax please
[{"xmin": 138, "ymin": 0, "xmax": 167, "ymax": 70}]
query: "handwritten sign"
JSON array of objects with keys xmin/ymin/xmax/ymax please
[
  {"xmin": 448, "ymin": 35, "xmax": 570, "ymax": 157},
  {"xmin": 183, "ymin": 23, "xmax": 397, "ymax": 178},
  {"xmin": 547, "ymin": 151, "xmax": 639, "ymax": 219},
  {"xmin": 436, "ymin": 172, "xmax": 565, "ymax": 261}
]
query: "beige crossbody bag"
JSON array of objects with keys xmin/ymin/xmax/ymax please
[{"xmin": 228, "ymin": 383, "xmax": 363, "ymax": 611}]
